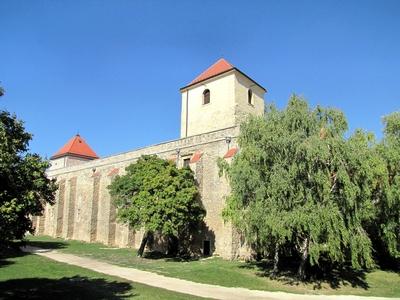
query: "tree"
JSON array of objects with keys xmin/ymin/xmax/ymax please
[
  {"xmin": 0, "ymin": 88, "xmax": 57, "ymax": 246},
  {"xmin": 220, "ymin": 95, "xmax": 379, "ymax": 279},
  {"xmin": 108, "ymin": 155, "xmax": 205, "ymax": 257},
  {"xmin": 375, "ymin": 112, "xmax": 400, "ymax": 260}
]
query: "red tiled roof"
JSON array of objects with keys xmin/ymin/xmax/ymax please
[
  {"xmin": 180, "ymin": 58, "xmax": 266, "ymax": 92},
  {"xmin": 51, "ymin": 134, "xmax": 99, "ymax": 160},
  {"xmin": 223, "ymin": 147, "xmax": 238, "ymax": 159},
  {"xmin": 190, "ymin": 151, "xmax": 203, "ymax": 163},
  {"xmin": 190, "ymin": 58, "xmax": 234, "ymax": 85}
]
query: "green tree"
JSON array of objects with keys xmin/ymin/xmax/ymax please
[
  {"xmin": 0, "ymin": 89, "xmax": 57, "ymax": 245},
  {"xmin": 220, "ymin": 95, "xmax": 379, "ymax": 279},
  {"xmin": 108, "ymin": 155, "xmax": 204, "ymax": 257},
  {"xmin": 376, "ymin": 112, "xmax": 400, "ymax": 260}
]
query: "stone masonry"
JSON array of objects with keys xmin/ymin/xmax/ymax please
[{"xmin": 34, "ymin": 59, "xmax": 266, "ymax": 259}]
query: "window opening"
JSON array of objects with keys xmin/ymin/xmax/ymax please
[
  {"xmin": 203, "ymin": 89, "xmax": 210, "ymax": 105},
  {"xmin": 248, "ymin": 89, "xmax": 253, "ymax": 105}
]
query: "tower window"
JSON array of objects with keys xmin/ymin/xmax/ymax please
[
  {"xmin": 203, "ymin": 89, "xmax": 210, "ymax": 105},
  {"xmin": 248, "ymin": 89, "xmax": 253, "ymax": 105},
  {"xmin": 183, "ymin": 158, "xmax": 190, "ymax": 167}
]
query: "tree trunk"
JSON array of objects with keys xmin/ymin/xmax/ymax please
[
  {"xmin": 137, "ymin": 231, "xmax": 150, "ymax": 257},
  {"xmin": 272, "ymin": 243, "xmax": 280, "ymax": 276},
  {"xmin": 297, "ymin": 237, "xmax": 309, "ymax": 280}
]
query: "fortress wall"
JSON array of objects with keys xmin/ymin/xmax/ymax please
[
  {"xmin": 66, "ymin": 177, "xmax": 77, "ymax": 239},
  {"xmin": 96, "ymin": 174, "xmax": 111, "ymax": 245},
  {"xmin": 37, "ymin": 127, "xmax": 244, "ymax": 258},
  {"xmin": 55, "ymin": 179, "xmax": 66, "ymax": 236},
  {"xmin": 43, "ymin": 200, "xmax": 55, "ymax": 236},
  {"xmin": 47, "ymin": 126, "xmax": 238, "ymax": 176}
]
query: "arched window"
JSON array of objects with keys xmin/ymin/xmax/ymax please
[
  {"xmin": 203, "ymin": 89, "xmax": 210, "ymax": 105},
  {"xmin": 248, "ymin": 89, "xmax": 253, "ymax": 105}
]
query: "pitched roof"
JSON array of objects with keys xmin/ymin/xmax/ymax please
[
  {"xmin": 190, "ymin": 58, "xmax": 234, "ymax": 85},
  {"xmin": 181, "ymin": 58, "xmax": 266, "ymax": 91},
  {"xmin": 50, "ymin": 134, "xmax": 99, "ymax": 160},
  {"xmin": 190, "ymin": 151, "xmax": 203, "ymax": 163},
  {"xmin": 223, "ymin": 147, "xmax": 238, "ymax": 159}
]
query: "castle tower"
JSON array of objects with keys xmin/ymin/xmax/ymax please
[
  {"xmin": 180, "ymin": 58, "xmax": 266, "ymax": 138},
  {"xmin": 49, "ymin": 134, "xmax": 98, "ymax": 170}
]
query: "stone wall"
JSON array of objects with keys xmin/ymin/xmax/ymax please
[{"xmin": 36, "ymin": 126, "xmax": 250, "ymax": 259}]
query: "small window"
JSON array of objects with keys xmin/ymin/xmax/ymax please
[
  {"xmin": 248, "ymin": 89, "xmax": 253, "ymax": 105},
  {"xmin": 203, "ymin": 89, "xmax": 210, "ymax": 105},
  {"xmin": 203, "ymin": 240, "xmax": 211, "ymax": 256},
  {"xmin": 183, "ymin": 158, "xmax": 191, "ymax": 167}
]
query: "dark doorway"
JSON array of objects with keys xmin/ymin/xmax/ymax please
[
  {"xmin": 183, "ymin": 158, "xmax": 190, "ymax": 167},
  {"xmin": 203, "ymin": 240, "xmax": 211, "ymax": 256}
]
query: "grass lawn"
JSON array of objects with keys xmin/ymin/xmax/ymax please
[
  {"xmin": 0, "ymin": 246, "xmax": 206, "ymax": 299},
  {"xmin": 28, "ymin": 235, "xmax": 400, "ymax": 298}
]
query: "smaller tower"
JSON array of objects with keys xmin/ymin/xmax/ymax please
[{"xmin": 49, "ymin": 134, "xmax": 98, "ymax": 170}]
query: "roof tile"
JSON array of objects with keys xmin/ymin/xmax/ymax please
[
  {"xmin": 223, "ymin": 147, "xmax": 238, "ymax": 159},
  {"xmin": 51, "ymin": 134, "xmax": 99, "ymax": 160},
  {"xmin": 190, "ymin": 151, "xmax": 203, "ymax": 163},
  {"xmin": 190, "ymin": 58, "xmax": 234, "ymax": 85}
]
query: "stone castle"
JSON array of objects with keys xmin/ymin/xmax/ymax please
[{"xmin": 33, "ymin": 59, "xmax": 266, "ymax": 259}]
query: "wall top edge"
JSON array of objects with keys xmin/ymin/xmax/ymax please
[{"xmin": 48, "ymin": 126, "xmax": 239, "ymax": 176}]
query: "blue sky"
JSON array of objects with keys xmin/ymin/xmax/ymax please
[{"xmin": 1, "ymin": 1, "xmax": 399, "ymax": 158}]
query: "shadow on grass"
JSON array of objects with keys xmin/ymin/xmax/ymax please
[
  {"xmin": 1, "ymin": 240, "xmax": 67, "ymax": 269},
  {"xmin": 0, "ymin": 246, "xmax": 135, "ymax": 299},
  {"xmin": 0, "ymin": 276, "xmax": 135, "ymax": 299},
  {"xmin": 0, "ymin": 244, "xmax": 31, "ymax": 269},
  {"xmin": 143, "ymin": 251, "xmax": 200, "ymax": 262},
  {"xmin": 0, "ymin": 252, "xmax": 25, "ymax": 269},
  {"xmin": 241, "ymin": 259, "xmax": 370, "ymax": 291},
  {"xmin": 26, "ymin": 240, "xmax": 68, "ymax": 250}
]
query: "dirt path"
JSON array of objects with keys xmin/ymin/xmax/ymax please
[{"xmin": 22, "ymin": 246, "xmax": 394, "ymax": 300}]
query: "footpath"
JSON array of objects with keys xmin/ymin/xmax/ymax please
[{"xmin": 22, "ymin": 246, "xmax": 395, "ymax": 300}]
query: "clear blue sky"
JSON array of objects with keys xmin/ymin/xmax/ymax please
[{"xmin": 1, "ymin": 1, "xmax": 399, "ymax": 158}]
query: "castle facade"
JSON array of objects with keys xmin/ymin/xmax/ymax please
[{"xmin": 33, "ymin": 59, "xmax": 266, "ymax": 259}]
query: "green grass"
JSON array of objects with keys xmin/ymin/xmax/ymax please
[
  {"xmin": 0, "ymin": 246, "xmax": 206, "ymax": 299},
  {"xmin": 28, "ymin": 235, "xmax": 400, "ymax": 298}
]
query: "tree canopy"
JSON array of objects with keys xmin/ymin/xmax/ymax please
[
  {"xmin": 0, "ymin": 89, "xmax": 57, "ymax": 245},
  {"xmin": 108, "ymin": 155, "xmax": 205, "ymax": 256},
  {"xmin": 375, "ymin": 112, "xmax": 400, "ymax": 259},
  {"xmin": 220, "ymin": 95, "xmax": 399, "ymax": 278}
]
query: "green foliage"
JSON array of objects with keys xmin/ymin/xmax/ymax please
[
  {"xmin": 376, "ymin": 112, "xmax": 400, "ymax": 258},
  {"xmin": 0, "ymin": 109, "xmax": 57, "ymax": 245},
  {"xmin": 108, "ymin": 155, "xmax": 204, "ymax": 246},
  {"xmin": 220, "ymin": 95, "xmax": 388, "ymax": 276}
]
